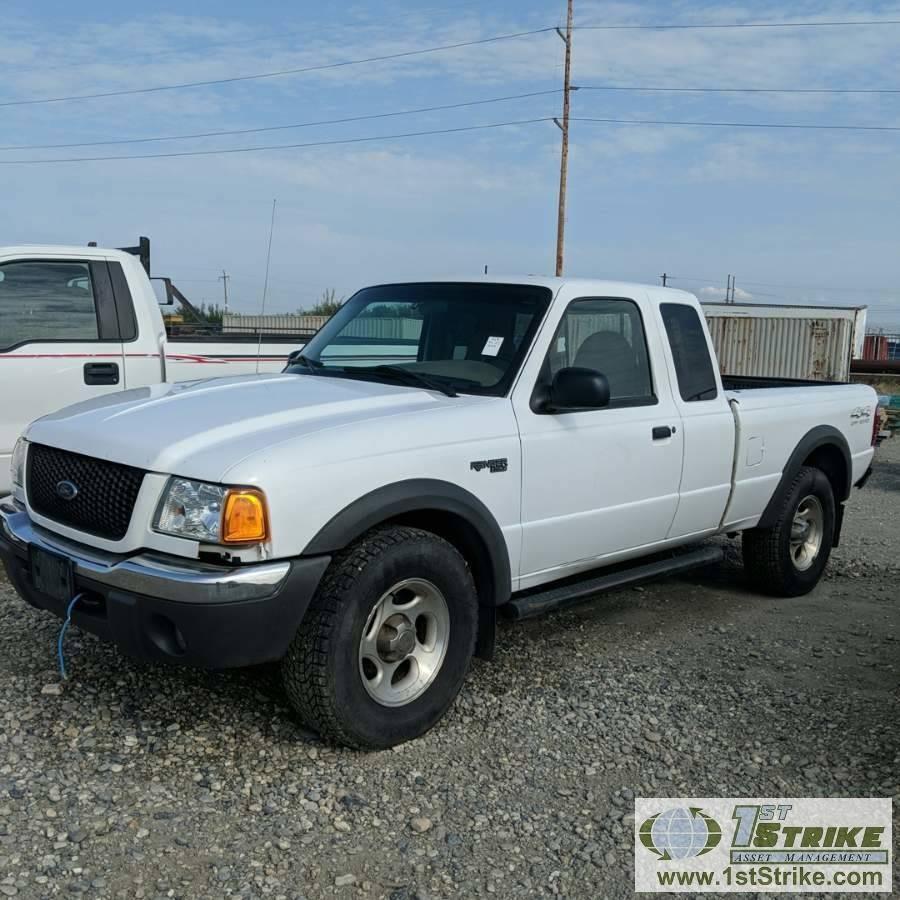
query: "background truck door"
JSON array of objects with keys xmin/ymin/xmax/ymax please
[
  {"xmin": 514, "ymin": 294, "xmax": 684, "ymax": 586},
  {"xmin": 0, "ymin": 258, "xmax": 127, "ymax": 489}
]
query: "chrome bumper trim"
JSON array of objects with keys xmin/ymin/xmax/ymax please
[{"xmin": 0, "ymin": 502, "xmax": 290, "ymax": 604}]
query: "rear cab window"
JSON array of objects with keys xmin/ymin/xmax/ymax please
[{"xmin": 660, "ymin": 303, "xmax": 719, "ymax": 402}]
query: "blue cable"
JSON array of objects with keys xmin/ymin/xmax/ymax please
[{"xmin": 57, "ymin": 593, "xmax": 83, "ymax": 680}]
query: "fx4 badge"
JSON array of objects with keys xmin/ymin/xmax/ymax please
[
  {"xmin": 850, "ymin": 406, "xmax": 872, "ymax": 424},
  {"xmin": 470, "ymin": 458, "xmax": 508, "ymax": 474}
]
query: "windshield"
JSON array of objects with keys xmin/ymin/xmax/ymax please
[{"xmin": 286, "ymin": 282, "xmax": 552, "ymax": 396}]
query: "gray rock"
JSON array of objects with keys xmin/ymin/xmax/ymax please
[{"xmin": 0, "ymin": 437, "xmax": 899, "ymax": 900}]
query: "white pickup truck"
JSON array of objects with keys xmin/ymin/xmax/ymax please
[
  {"xmin": 0, "ymin": 277, "xmax": 877, "ymax": 749},
  {"xmin": 0, "ymin": 243, "xmax": 305, "ymax": 495}
]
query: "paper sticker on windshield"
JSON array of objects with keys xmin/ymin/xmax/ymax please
[{"xmin": 482, "ymin": 336, "xmax": 504, "ymax": 357}]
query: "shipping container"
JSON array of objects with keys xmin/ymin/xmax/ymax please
[
  {"xmin": 222, "ymin": 313, "xmax": 329, "ymax": 335},
  {"xmin": 861, "ymin": 333, "xmax": 900, "ymax": 362},
  {"xmin": 702, "ymin": 303, "xmax": 867, "ymax": 382}
]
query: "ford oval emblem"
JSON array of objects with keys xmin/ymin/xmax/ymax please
[{"xmin": 56, "ymin": 480, "xmax": 79, "ymax": 501}]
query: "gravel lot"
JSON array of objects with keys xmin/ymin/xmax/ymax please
[{"xmin": 1, "ymin": 442, "xmax": 897, "ymax": 899}]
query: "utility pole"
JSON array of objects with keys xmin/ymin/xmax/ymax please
[
  {"xmin": 725, "ymin": 274, "xmax": 733, "ymax": 303},
  {"xmin": 554, "ymin": 0, "xmax": 574, "ymax": 277},
  {"xmin": 660, "ymin": 273, "xmax": 668, "ymax": 287},
  {"xmin": 219, "ymin": 270, "xmax": 230, "ymax": 314}
]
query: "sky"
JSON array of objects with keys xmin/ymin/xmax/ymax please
[{"xmin": 2, "ymin": 1, "xmax": 899, "ymax": 327}]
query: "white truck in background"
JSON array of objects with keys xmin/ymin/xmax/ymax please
[
  {"xmin": 0, "ymin": 276, "xmax": 878, "ymax": 749},
  {"xmin": 0, "ymin": 242, "xmax": 308, "ymax": 495}
]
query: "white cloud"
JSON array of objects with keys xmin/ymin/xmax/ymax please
[
  {"xmin": 698, "ymin": 285, "xmax": 754, "ymax": 303},
  {"xmin": 2, "ymin": 2, "xmax": 899, "ymax": 327}
]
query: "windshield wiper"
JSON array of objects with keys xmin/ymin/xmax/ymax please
[{"xmin": 358, "ymin": 365, "xmax": 458, "ymax": 398}]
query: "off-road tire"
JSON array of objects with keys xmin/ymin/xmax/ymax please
[
  {"xmin": 742, "ymin": 465, "xmax": 835, "ymax": 597},
  {"xmin": 281, "ymin": 525, "xmax": 478, "ymax": 750}
]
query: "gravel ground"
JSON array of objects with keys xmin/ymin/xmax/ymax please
[{"xmin": 1, "ymin": 443, "xmax": 897, "ymax": 899}]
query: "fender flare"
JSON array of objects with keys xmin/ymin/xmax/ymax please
[
  {"xmin": 756, "ymin": 425, "xmax": 852, "ymax": 529},
  {"xmin": 302, "ymin": 479, "xmax": 512, "ymax": 607}
]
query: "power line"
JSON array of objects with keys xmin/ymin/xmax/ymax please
[
  {"xmin": 669, "ymin": 274, "xmax": 898, "ymax": 296},
  {"xmin": 577, "ymin": 85, "xmax": 900, "ymax": 95},
  {"xmin": 5, "ymin": 18, "xmax": 897, "ymax": 108},
  {"xmin": 572, "ymin": 116, "xmax": 900, "ymax": 132},
  {"xmin": 10, "ymin": 15, "xmax": 900, "ymax": 77},
  {"xmin": 0, "ymin": 27, "xmax": 554, "ymax": 108},
  {"xmin": 4, "ymin": 3, "xmax": 493, "ymax": 75},
  {"xmin": 0, "ymin": 89, "xmax": 561, "ymax": 151},
  {"xmin": 7, "ymin": 16, "xmax": 899, "ymax": 83},
  {"xmin": 738, "ymin": 278, "xmax": 899, "ymax": 295},
  {"xmin": 0, "ymin": 117, "xmax": 552, "ymax": 165},
  {"xmin": 576, "ymin": 19, "xmax": 900, "ymax": 30},
  {"xmin": 6, "ymin": 15, "xmax": 450, "ymax": 75}
]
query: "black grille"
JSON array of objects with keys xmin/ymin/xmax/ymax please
[{"xmin": 27, "ymin": 444, "xmax": 145, "ymax": 541}]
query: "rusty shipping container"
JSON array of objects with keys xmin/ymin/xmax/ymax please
[{"xmin": 702, "ymin": 303, "xmax": 867, "ymax": 382}]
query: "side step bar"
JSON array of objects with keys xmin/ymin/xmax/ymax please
[{"xmin": 504, "ymin": 545, "xmax": 725, "ymax": 621}]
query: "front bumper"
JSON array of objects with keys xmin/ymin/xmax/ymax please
[{"xmin": 0, "ymin": 501, "xmax": 330, "ymax": 668}]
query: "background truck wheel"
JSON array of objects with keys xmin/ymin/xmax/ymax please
[
  {"xmin": 742, "ymin": 465, "xmax": 836, "ymax": 597},
  {"xmin": 281, "ymin": 525, "xmax": 478, "ymax": 750}
]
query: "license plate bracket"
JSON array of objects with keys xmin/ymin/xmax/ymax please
[{"xmin": 29, "ymin": 546, "xmax": 75, "ymax": 604}]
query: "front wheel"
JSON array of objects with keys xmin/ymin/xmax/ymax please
[
  {"xmin": 742, "ymin": 465, "xmax": 835, "ymax": 597},
  {"xmin": 281, "ymin": 526, "xmax": 478, "ymax": 749}
]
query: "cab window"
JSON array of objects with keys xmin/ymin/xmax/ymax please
[
  {"xmin": 660, "ymin": 303, "xmax": 719, "ymax": 402},
  {"xmin": 544, "ymin": 297, "xmax": 655, "ymax": 405},
  {"xmin": 0, "ymin": 261, "xmax": 99, "ymax": 349}
]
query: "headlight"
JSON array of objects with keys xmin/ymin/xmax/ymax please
[
  {"xmin": 154, "ymin": 478, "xmax": 269, "ymax": 544},
  {"xmin": 10, "ymin": 438, "xmax": 28, "ymax": 490}
]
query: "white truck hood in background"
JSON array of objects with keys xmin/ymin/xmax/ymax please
[{"xmin": 25, "ymin": 373, "xmax": 472, "ymax": 482}]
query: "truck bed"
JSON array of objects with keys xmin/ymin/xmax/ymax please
[{"xmin": 163, "ymin": 325, "xmax": 314, "ymax": 379}]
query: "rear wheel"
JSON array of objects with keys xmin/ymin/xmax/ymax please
[
  {"xmin": 742, "ymin": 466, "xmax": 835, "ymax": 597},
  {"xmin": 281, "ymin": 526, "xmax": 478, "ymax": 749}
]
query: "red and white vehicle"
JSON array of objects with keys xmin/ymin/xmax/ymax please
[{"xmin": 0, "ymin": 244, "xmax": 307, "ymax": 495}]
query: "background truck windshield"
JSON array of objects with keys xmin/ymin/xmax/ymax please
[{"xmin": 288, "ymin": 283, "xmax": 552, "ymax": 396}]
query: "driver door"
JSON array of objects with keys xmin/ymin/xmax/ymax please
[
  {"xmin": 513, "ymin": 293, "xmax": 684, "ymax": 587},
  {"xmin": 0, "ymin": 257, "xmax": 126, "ymax": 494}
]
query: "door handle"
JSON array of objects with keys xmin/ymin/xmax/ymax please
[
  {"xmin": 652, "ymin": 425, "xmax": 675, "ymax": 440},
  {"xmin": 84, "ymin": 362, "xmax": 120, "ymax": 385}
]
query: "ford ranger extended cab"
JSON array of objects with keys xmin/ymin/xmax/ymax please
[
  {"xmin": 0, "ymin": 244, "xmax": 307, "ymax": 495},
  {"xmin": 0, "ymin": 278, "xmax": 877, "ymax": 749}
]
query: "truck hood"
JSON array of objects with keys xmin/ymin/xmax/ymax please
[{"xmin": 26, "ymin": 373, "xmax": 474, "ymax": 482}]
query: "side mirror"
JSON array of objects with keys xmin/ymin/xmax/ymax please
[
  {"xmin": 547, "ymin": 366, "xmax": 610, "ymax": 412},
  {"xmin": 150, "ymin": 277, "xmax": 175, "ymax": 306}
]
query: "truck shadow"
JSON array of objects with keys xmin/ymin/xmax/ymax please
[{"xmin": 869, "ymin": 458, "xmax": 900, "ymax": 491}]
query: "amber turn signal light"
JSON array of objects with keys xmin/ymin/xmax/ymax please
[{"xmin": 222, "ymin": 489, "xmax": 269, "ymax": 543}]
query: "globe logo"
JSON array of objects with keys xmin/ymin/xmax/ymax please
[{"xmin": 639, "ymin": 807, "xmax": 722, "ymax": 860}]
